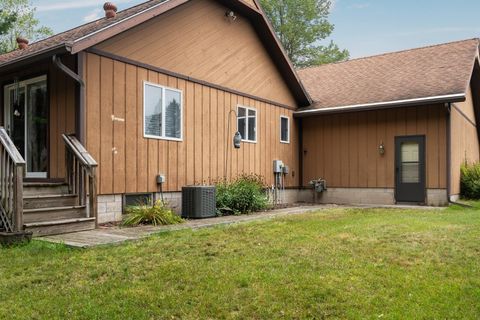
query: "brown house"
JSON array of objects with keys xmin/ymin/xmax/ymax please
[
  {"xmin": 0, "ymin": 0, "xmax": 479, "ymax": 237},
  {"xmin": 0, "ymin": 0, "xmax": 310, "ymax": 236},
  {"xmin": 297, "ymin": 39, "xmax": 480, "ymax": 206}
]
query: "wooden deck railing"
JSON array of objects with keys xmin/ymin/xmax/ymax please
[
  {"xmin": 62, "ymin": 134, "xmax": 98, "ymax": 226},
  {"xmin": 0, "ymin": 127, "xmax": 25, "ymax": 233}
]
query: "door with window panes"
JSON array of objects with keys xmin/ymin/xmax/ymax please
[{"xmin": 395, "ymin": 135, "xmax": 426, "ymax": 203}]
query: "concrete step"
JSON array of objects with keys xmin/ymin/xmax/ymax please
[
  {"xmin": 23, "ymin": 205, "xmax": 86, "ymax": 224},
  {"xmin": 24, "ymin": 182, "xmax": 69, "ymax": 196},
  {"xmin": 23, "ymin": 194, "xmax": 79, "ymax": 210},
  {"xmin": 24, "ymin": 217, "xmax": 95, "ymax": 237}
]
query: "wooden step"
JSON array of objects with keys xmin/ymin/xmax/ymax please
[
  {"xmin": 24, "ymin": 217, "xmax": 95, "ymax": 237},
  {"xmin": 23, "ymin": 194, "xmax": 79, "ymax": 210},
  {"xmin": 23, "ymin": 205, "xmax": 86, "ymax": 223},
  {"xmin": 23, "ymin": 182, "xmax": 69, "ymax": 196}
]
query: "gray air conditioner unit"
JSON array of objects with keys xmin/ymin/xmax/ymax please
[{"xmin": 182, "ymin": 186, "xmax": 216, "ymax": 219}]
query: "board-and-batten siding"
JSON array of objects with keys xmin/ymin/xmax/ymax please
[
  {"xmin": 85, "ymin": 53, "xmax": 299, "ymax": 195},
  {"xmin": 450, "ymin": 85, "xmax": 480, "ymax": 196},
  {"xmin": 94, "ymin": 0, "xmax": 296, "ymax": 108},
  {"xmin": 0, "ymin": 56, "xmax": 76, "ymax": 179},
  {"xmin": 302, "ymin": 105, "xmax": 448, "ymax": 189}
]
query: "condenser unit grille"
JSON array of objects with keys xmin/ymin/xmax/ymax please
[{"xmin": 182, "ymin": 186, "xmax": 216, "ymax": 219}]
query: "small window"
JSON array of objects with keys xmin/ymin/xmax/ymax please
[
  {"xmin": 280, "ymin": 116, "xmax": 290, "ymax": 143},
  {"xmin": 144, "ymin": 82, "xmax": 182, "ymax": 141},
  {"xmin": 237, "ymin": 106, "xmax": 257, "ymax": 142},
  {"xmin": 124, "ymin": 193, "xmax": 153, "ymax": 210}
]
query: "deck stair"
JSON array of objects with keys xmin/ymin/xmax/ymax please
[
  {"xmin": 22, "ymin": 182, "xmax": 95, "ymax": 237},
  {"xmin": 0, "ymin": 128, "xmax": 98, "ymax": 240}
]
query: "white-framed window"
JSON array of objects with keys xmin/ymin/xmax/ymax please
[
  {"xmin": 143, "ymin": 81, "xmax": 183, "ymax": 141},
  {"xmin": 280, "ymin": 115, "xmax": 290, "ymax": 143},
  {"xmin": 237, "ymin": 105, "xmax": 257, "ymax": 143}
]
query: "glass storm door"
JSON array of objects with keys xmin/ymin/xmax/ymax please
[
  {"xmin": 395, "ymin": 135, "xmax": 426, "ymax": 203},
  {"xmin": 4, "ymin": 76, "xmax": 48, "ymax": 178}
]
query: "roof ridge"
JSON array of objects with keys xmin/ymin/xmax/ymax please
[{"xmin": 298, "ymin": 37, "xmax": 480, "ymax": 72}]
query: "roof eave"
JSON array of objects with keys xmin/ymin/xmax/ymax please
[
  {"xmin": 293, "ymin": 93, "xmax": 466, "ymax": 117},
  {"xmin": 0, "ymin": 44, "xmax": 70, "ymax": 73}
]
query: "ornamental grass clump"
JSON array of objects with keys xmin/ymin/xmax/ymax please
[
  {"xmin": 216, "ymin": 174, "xmax": 269, "ymax": 215},
  {"xmin": 123, "ymin": 200, "xmax": 183, "ymax": 226}
]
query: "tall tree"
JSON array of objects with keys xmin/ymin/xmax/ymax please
[
  {"xmin": 0, "ymin": 10, "xmax": 16, "ymax": 35},
  {"xmin": 0, "ymin": 0, "xmax": 53, "ymax": 54},
  {"xmin": 259, "ymin": 0, "xmax": 349, "ymax": 68}
]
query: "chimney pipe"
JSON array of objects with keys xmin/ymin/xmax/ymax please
[
  {"xmin": 16, "ymin": 37, "xmax": 29, "ymax": 50},
  {"xmin": 103, "ymin": 2, "xmax": 118, "ymax": 19}
]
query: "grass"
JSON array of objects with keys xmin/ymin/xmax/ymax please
[{"xmin": 1, "ymin": 206, "xmax": 480, "ymax": 319}]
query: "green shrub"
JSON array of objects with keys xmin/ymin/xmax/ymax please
[
  {"xmin": 460, "ymin": 162, "xmax": 480, "ymax": 199},
  {"xmin": 123, "ymin": 200, "xmax": 183, "ymax": 226},
  {"xmin": 216, "ymin": 174, "xmax": 269, "ymax": 215}
]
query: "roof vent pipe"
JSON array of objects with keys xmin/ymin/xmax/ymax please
[
  {"xmin": 16, "ymin": 37, "xmax": 29, "ymax": 50},
  {"xmin": 103, "ymin": 2, "xmax": 118, "ymax": 19}
]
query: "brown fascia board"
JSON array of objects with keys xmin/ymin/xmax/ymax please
[
  {"xmin": 70, "ymin": 0, "xmax": 190, "ymax": 54},
  {"xmin": 294, "ymin": 94, "xmax": 467, "ymax": 118}
]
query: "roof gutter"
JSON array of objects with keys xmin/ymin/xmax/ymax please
[{"xmin": 294, "ymin": 93, "xmax": 466, "ymax": 117}]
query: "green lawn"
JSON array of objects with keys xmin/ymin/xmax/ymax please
[{"xmin": 1, "ymin": 206, "xmax": 480, "ymax": 319}]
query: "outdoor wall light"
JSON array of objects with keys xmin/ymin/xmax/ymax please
[
  {"xmin": 379, "ymin": 141, "xmax": 385, "ymax": 155},
  {"xmin": 225, "ymin": 10, "xmax": 237, "ymax": 22},
  {"xmin": 233, "ymin": 132, "xmax": 242, "ymax": 149}
]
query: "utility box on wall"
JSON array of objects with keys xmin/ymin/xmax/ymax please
[{"xmin": 182, "ymin": 186, "xmax": 216, "ymax": 219}]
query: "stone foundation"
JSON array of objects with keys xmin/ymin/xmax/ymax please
[{"xmin": 97, "ymin": 195, "xmax": 123, "ymax": 224}]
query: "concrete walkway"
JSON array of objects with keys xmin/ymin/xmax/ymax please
[
  {"xmin": 39, "ymin": 205, "xmax": 332, "ymax": 248},
  {"xmin": 39, "ymin": 204, "xmax": 444, "ymax": 248}
]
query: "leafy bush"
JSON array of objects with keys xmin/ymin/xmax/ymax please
[
  {"xmin": 123, "ymin": 200, "xmax": 183, "ymax": 226},
  {"xmin": 216, "ymin": 174, "xmax": 269, "ymax": 215},
  {"xmin": 460, "ymin": 162, "xmax": 480, "ymax": 199}
]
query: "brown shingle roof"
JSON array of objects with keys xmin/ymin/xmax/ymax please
[
  {"xmin": 297, "ymin": 38, "xmax": 479, "ymax": 113},
  {"xmin": 0, "ymin": 0, "xmax": 169, "ymax": 66}
]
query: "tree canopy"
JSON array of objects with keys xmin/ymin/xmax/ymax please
[
  {"xmin": 0, "ymin": 10, "xmax": 16, "ymax": 35},
  {"xmin": 0, "ymin": 0, "xmax": 53, "ymax": 54},
  {"xmin": 259, "ymin": 0, "xmax": 349, "ymax": 68}
]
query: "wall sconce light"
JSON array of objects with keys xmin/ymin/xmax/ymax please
[
  {"xmin": 379, "ymin": 141, "xmax": 385, "ymax": 155},
  {"xmin": 225, "ymin": 10, "xmax": 237, "ymax": 22},
  {"xmin": 233, "ymin": 132, "xmax": 242, "ymax": 149}
]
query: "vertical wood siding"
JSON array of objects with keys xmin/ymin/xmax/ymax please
[
  {"xmin": 85, "ymin": 53, "xmax": 299, "ymax": 195},
  {"xmin": 302, "ymin": 105, "xmax": 448, "ymax": 189},
  {"xmin": 450, "ymin": 86, "xmax": 480, "ymax": 195},
  {"xmin": 95, "ymin": 0, "xmax": 296, "ymax": 108}
]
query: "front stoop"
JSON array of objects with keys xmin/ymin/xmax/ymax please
[{"xmin": 22, "ymin": 183, "xmax": 95, "ymax": 237}]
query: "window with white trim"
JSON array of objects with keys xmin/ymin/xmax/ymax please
[
  {"xmin": 144, "ymin": 82, "xmax": 182, "ymax": 140},
  {"xmin": 280, "ymin": 116, "xmax": 290, "ymax": 143},
  {"xmin": 237, "ymin": 106, "xmax": 257, "ymax": 142}
]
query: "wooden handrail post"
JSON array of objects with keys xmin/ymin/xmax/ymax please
[
  {"xmin": 62, "ymin": 134, "xmax": 98, "ymax": 228},
  {"xmin": 89, "ymin": 167, "xmax": 98, "ymax": 228},
  {"xmin": 13, "ymin": 165, "xmax": 24, "ymax": 232}
]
